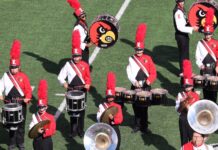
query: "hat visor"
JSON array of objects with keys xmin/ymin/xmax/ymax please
[
  {"xmin": 10, "ymin": 65, "xmax": 19, "ymax": 69},
  {"xmin": 204, "ymin": 31, "xmax": 213, "ymax": 35},
  {"xmin": 106, "ymin": 95, "xmax": 115, "ymax": 99},
  {"xmin": 72, "ymin": 54, "xmax": 82, "ymax": 57},
  {"xmin": 135, "ymin": 48, "xmax": 144, "ymax": 51},
  {"xmin": 183, "ymin": 84, "xmax": 193, "ymax": 88}
]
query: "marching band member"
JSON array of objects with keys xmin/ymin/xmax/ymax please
[
  {"xmin": 181, "ymin": 131, "xmax": 214, "ymax": 150},
  {"xmin": 126, "ymin": 23, "xmax": 156, "ymax": 134},
  {"xmin": 97, "ymin": 71, "xmax": 123, "ymax": 150},
  {"xmin": 173, "ymin": 0, "xmax": 198, "ymax": 74},
  {"xmin": 175, "ymin": 60, "xmax": 200, "ymax": 146},
  {"xmin": 195, "ymin": 8, "xmax": 218, "ymax": 103},
  {"xmin": 67, "ymin": 0, "xmax": 93, "ymax": 63},
  {"xmin": 0, "ymin": 40, "xmax": 32, "ymax": 150},
  {"xmin": 29, "ymin": 80, "xmax": 56, "ymax": 150},
  {"xmin": 57, "ymin": 30, "xmax": 91, "ymax": 138}
]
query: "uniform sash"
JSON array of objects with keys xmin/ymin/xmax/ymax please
[
  {"xmin": 200, "ymin": 40, "xmax": 217, "ymax": 62},
  {"xmin": 132, "ymin": 56, "xmax": 149, "ymax": 77},
  {"xmin": 70, "ymin": 61, "xmax": 85, "ymax": 84},
  {"xmin": 6, "ymin": 71, "xmax": 24, "ymax": 97}
]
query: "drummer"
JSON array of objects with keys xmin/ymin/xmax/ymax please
[
  {"xmin": 0, "ymin": 40, "xmax": 32, "ymax": 150},
  {"xmin": 195, "ymin": 8, "xmax": 218, "ymax": 104},
  {"xmin": 126, "ymin": 23, "xmax": 156, "ymax": 134},
  {"xmin": 175, "ymin": 60, "xmax": 200, "ymax": 146},
  {"xmin": 29, "ymin": 80, "xmax": 56, "ymax": 150},
  {"xmin": 97, "ymin": 72, "xmax": 123, "ymax": 150},
  {"xmin": 67, "ymin": 0, "xmax": 93, "ymax": 63},
  {"xmin": 57, "ymin": 30, "xmax": 91, "ymax": 138}
]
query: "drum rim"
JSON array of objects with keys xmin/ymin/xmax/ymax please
[
  {"xmin": 2, "ymin": 103, "xmax": 22, "ymax": 111},
  {"xmin": 150, "ymin": 88, "xmax": 168, "ymax": 94},
  {"xmin": 66, "ymin": 90, "xmax": 85, "ymax": 99}
]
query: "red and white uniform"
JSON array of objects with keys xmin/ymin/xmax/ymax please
[
  {"xmin": 57, "ymin": 60, "xmax": 91, "ymax": 87},
  {"xmin": 195, "ymin": 38, "xmax": 218, "ymax": 68},
  {"xmin": 174, "ymin": 6, "xmax": 194, "ymax": 34},
  {"xmin": 0, "ymin": 71, "xmax": 32, "ymax": 100},
  {"xmin": 29, "ymin": 112, "xmax": 56, "ymax": 138},
  {"xmin": 97, "ymin": 102, "xmax": 123, "ymax": 125},
  {"xmin": 181, "ymin": 142, "xmax": 214, "ymax": 150},
  {"xmin": 175, "ymin": 91, "xmax": 200, "ymax": 113},
  {"xmin": 126, "ymin": 54, "xmax": 156, "ymax": 86}
]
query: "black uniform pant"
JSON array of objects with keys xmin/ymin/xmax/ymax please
[
  {"xmin": 82, "ymin": 47, "xmax": 89, "ymax": 64},
  {"xmin": 175, "ymin": 34, "xmax": 189, "ymax": 73},
  {"xmin": 132, "ymin": 104, "xmax": 148, "ymax": 132},
  {"xmin": 112, "ymin": 125, "xmax": 121, "ymax": 150},
  {"xmin": 203, "ymin": 89, "xmax": 217, "ymax": 103},
  {"xmin": 179, "ymin": 113, "xmax": 193, "ymax": 146},
  {"xmin": 69, "ymin": 110, "xmax": 85, "ymax": 135},
  {"xmin": 33, "ymin": 136, "xmax": 53, "ymax": 150},
  {"xmin": 8, "ymin": 104, "xmax": 26, "ymax": 150}
]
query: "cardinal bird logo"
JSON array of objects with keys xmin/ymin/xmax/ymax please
[
  {"xmin": 188, "ymin": 3, "xmax": 218, "ymax": 32},
  {"xmin": 90, "ymin": 20, "xmax": 118, "ymax": 48}
]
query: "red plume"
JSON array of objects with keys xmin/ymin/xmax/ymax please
[
  {"xmin": 205, "ymin": 8, "xmax": 214, "ymax": 26},
  {"xmin": 37, "ymin": 80, "xmax": 48, "ymax": 106},
  {"xmin": 10, "ymin": 40, "xmax": 21, "ymax": 60},
  {"xmin": 135, "ymin": 23, "xmax": 147, "ymax": 49},
  {"xmin": 67, "ymin": 0, "xmax": 81, "ymax": 10},
  {"xmin": 106, "ymin": 72, "xmax": 116, "ymax": 90},
  {"xmin": 183, "ymin": 59, "xmax": 192, "ymax": 79},
  {"xmin": 72, "ymin": 29, "xmax": 82, "ymax": 55}
]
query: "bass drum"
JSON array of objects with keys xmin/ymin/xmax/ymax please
[
  {"xmin": 188, "ymin": 0, "xmax": 218, "ymax": 33},
  {"xmin": 89, "ymin": 14, "xmax": 119, "ymax": 48}
]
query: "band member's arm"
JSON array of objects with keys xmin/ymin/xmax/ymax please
[
  {"xmin": 174, "ymin": 10, "xmax": 194, "ymax": 34},
  {"xmin": 23, "ymin": 74, "xmax": 32, "ymax": 103},
  {"xmin": 96, "ymin": 104, "xmax": 105, "ymax": 122},
  {"xmin": 74, "ymin": 26, "xmax": 87, "ymax": 50},
  {"xmin": 175, "ymin": 93, "xmax": 185, "ymax": 113},
  {"xmin": 84, "ymin": 64, "xmax": 91, "ymax": 90},
  {"xmin": 146, "ymin": 57, "xmax": 157, "ymax": 85},
  {"xmin": 112, "ymin": 105, "xmax": 123, "ymax": 125},
  {"xmin": 43, "ymin": 115, "xmax": 56, "ymax": 138},
  {"xmin": 57, "ymin": 63, "xmax": 69, "ymax": 86},
  {"xmin": 195, "ymin": 41, "xmax": 205, "ymax": 69},
  {"xmin": 126, "ymin": 57, "xmax": 137, "ymax": 85}
]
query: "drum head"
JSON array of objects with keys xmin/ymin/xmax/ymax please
[
  {"xmin": 90, "ymin": 15, "xmax": 119, "ymax": 48},
  {"xmin": 188, "ymin": 0, "xmax": 218, "ymax": 33}
]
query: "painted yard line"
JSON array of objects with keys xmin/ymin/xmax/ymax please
[
  {"xmin": 54, "ymin": 0, "xmax": 131, "ymax": 120},
  {"xmin": 55, "ymin": 93, "xmax": 65, "ymax": 96},
  {"xmin": 31, "ymin": 86, "xmax": 35, "ymax": 91}
]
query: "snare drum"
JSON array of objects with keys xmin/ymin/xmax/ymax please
[
  {"xmin": 135, "ymin": 91, "xmax": 151, "ymax": 107},
  {"xmin": 204, "ymin": 76, "xmax": 218, "ymax": 91},
  {"xmin": 193, "ymin": 75, "xmax": 205, "ymax": 88},
  {"xmin": 90, "ymin": 14, "xmax": 119, "ymax": 48},
  {"xmin": 66, "ymin": 90, "xmax": 85, "ymax": 112},
  {"xmin": 122, "ymin": 90, "xmax": 136, "ymax": 104},
  {"xmin": 2, "ymin": 103, "xmax": 23, "ymax": 124},
  {"xmin": 115, "ymin": 87, "xmax": 126, "ymax": 106},
  {"xmin": 188, "ymin": 0, "xmax": 218, "ymax": 33},
  {"xmin": 151, "ymin": 88, "xmax": 168, "ymax": 105}
]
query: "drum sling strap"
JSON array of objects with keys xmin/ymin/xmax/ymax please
[
  {"xmin": 132, "ymin": 56, "xmax": 149, "ymax": 78},
  {"xmin": 6, "ymin": 72, "xmax": 24, "ymax": 97},
  {"xmin": 200, "ymin": 40, "xmax": 217, "ymax": 62},
  {"xmin": 69, "ymin": 61, "xmax": 85, "ymax": 84}
]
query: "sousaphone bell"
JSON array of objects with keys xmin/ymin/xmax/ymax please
[
  {"xmin": 83, "ymin": 123, "xmax": 118, "ymax": 150},
  {"xmin": 187, "ymin": 99, "xmax": 218, "ymax": 134}
]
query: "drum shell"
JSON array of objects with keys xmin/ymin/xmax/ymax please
[
  {"xmin": 115, "ymin": 87, "xmax": 126, "ymax": 104},
  {"xmin": 122, "ymin": 90, "xmax": 135, "ymax": 104},
  {"xmin": 66, "ymin": 90, "xmax": 85, "ymax": 112},
  {"xmin": 2, "ymin": 103, "xmax": 23, "ymax": 124},
  {"xmin": 135, "ymin": 91, "xmax": 151, "ymax": 107},
  {"xmin": 204, "ymin": 78, "xmax": 218, "ymax": 91},
  {"xmin": 193, "ymin": 76, "xmax": 205, "ymax": 88},
  {"xmin": 151, "ymin": 93, "xmax": 167, "ymax": 105}
]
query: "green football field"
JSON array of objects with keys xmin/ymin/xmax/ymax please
[{"xmin": 0, "ymin": 0, "xmax": 218, "ymax": 149}]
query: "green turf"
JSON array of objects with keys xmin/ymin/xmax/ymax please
[{"xmin": 0, "ymin": 0, "xmax": 218, "ymax": 149}]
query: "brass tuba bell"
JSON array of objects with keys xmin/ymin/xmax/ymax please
[
  {"xmin": 187, "ymin": 99, "xmax": 218, "ymax": 134},
  {"xmin": 83, "ymin": 123, "xmax": 118, "ymax": 150}
]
